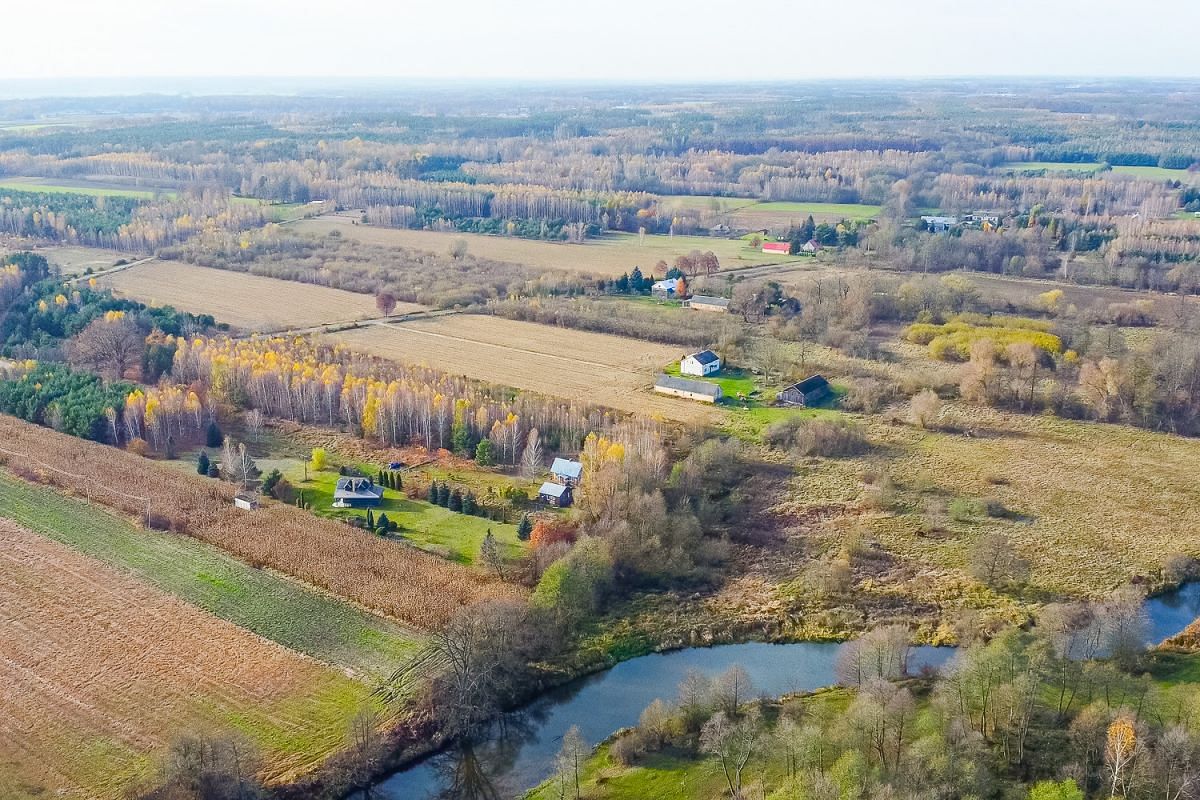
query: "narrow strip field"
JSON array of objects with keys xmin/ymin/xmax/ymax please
[
  {"xmin": 0, "ymin": 472, "xmax": 423, "ymax": 683},
  {"xmin": 102, "ymin": 259, "xmax": 424, "ymax": 331},
  {"xmin": 0, "ymin": 414, "xmax": 521, "ymax": 628},
  {"xmin": 333, "ymin": 315, "xmax": 721, "ymax": 423},
  {"xmin": 294, "ymin": 216, "xmax": 798, "ymax": 276},
  {"xmin": 0, "ymin": 518, "xmax": 377, "ymax": 798}
]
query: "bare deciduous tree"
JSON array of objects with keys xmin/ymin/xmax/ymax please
[{"xmin": 67, "ymin": 315, "xmax": 143, "ymax": 380}]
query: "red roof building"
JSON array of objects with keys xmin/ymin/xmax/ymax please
[{"xmin": 761, "ymin": 241, "xmax": 791, "ymax": 254}]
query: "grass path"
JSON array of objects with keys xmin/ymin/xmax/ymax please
[{"xmin": 0, "ymin": 472, "xmax": 423, "ymax": 683}]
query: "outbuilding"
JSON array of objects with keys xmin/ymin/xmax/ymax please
[
  {"xmin": 761, "ymin": 241, "xmax": 791, "ymax": 254},
  {"xmin": 681, "ymin": 349, "xmax": 721, "ymax": 377},
  {"xmin": 654, "ymin": 374, "xmax": 723, "ymax": 403},
  {"xmin": 651, "ymin": 278, "xmax": 681, "ymax": 298},
  {"xmin": 333, "ymin": 476, "xmax": 384, "ymax": 508},
  {"xmin": 777, "ymin": 375, "xmax": 831, "ymax": 407},
  {"xmin": 538, "ymin": 481, "xmax": 573, "ymax": 508},
  {"xmin": 683, "ymin": 295, "xmax": 730, "ymax": 313}
]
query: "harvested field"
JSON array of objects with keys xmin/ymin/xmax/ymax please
[
  {"xmin": 101, "ymin": 259, "xmax": 424, "ymax": 331},
  {"xmin": 0, "ymin": 414, "xmax": 521, "ymax": 629},
  {"xmin": 0, "ymin": 472, "xmax": 423, "ymax": 683},
  {"xmin": 294, "ymin": 216, "xmax": 798, "ymax": 277},
  {"xmin": 333, "ymin": 315, "xmax": 721, "ymax": 423},
  {"xmin": 22, "ymin": 245, "xmax": 139, "ymax": 275},
  {"xmin": 0, "ymin": 517, "xmax": 375, "ymax": 798}
]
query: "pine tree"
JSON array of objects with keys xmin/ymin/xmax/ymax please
[
  {"xmin": 462, "ymin": 491, "xmax": 477, "ymax": 515},
  {"xmin": 377, "ymin": 469, "xmax": 385, "ymax": 485},
  {"xmin": 480, "ymin": 529, "xmax": 504, "ymax": 579},
  {"xmin": 205, "ymin": 421, "xmax": 224, "ymax": 448},
  {"xmin": 437, "ymin": 483, "xmax": 451, "ymax": 507},
  {"xmin": 395, "ymin": 473, "xmax": 402, "ymax": 489},
  {"xmin": 475, "ymin": 439, "xmax": 493, "ymax": 466},
  {"xmin": 517, "ymin": 514, "xmax": 533, "ymax": 541},
  {"xmin": 448, "ymin": 489, "xmax": 463, "ymax": 512},
  {"xmin": 377, "ymin": 512, "xmax": 391, "ymax": 533},
  {"xmin": 427, "ymin": 481, "xmax": 439, "ymax": 503},
  {"xmin": 196, "ymin": 449, "xmax": 210, "ymax": 476}
]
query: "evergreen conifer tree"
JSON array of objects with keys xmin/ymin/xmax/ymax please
[{"xmin": 196, "ymin": 450, "xmax": 210, "ymax": 476}]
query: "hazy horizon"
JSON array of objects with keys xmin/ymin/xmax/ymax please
[{"xmin": 5, "ymin": 0, "xmax": 1197, "ymax": 89}]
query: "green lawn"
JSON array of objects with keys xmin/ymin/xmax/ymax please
[
  {"xmin": 664, "ymin": 362, "xmax": 759, "ymax": 400},
  {"xmin": 291, "ymin": 467, "xmax": 526, "ymax": 565},
  {"xmin": 750, "ymin": 200, "xmax": 883, "ymax": 219},
  {"xmin": 1111, "ymin": 165, "xmax": 1200, "ymax": 182},
  {"xmin": 0, "ymin": 471, "xmax": 423, "ymax": 683},
  {"xmin": 0, "ymin": 178, "xmax": 174, "ymax": 199}
]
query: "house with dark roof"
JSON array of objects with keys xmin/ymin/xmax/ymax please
[
  {"xmin": 537, "ymin": 481, "xmax": 573, "ymax": 507},
  {"xmin": 654, "ymin": 374, "xmax": 723, "ymax": 403},
  {"xmin": 681, "ymin": 349, "xmax": 721, "ymax": 377},
  {"xmin": 333, "ymin": 476, "xmax": 384, "ymax": 508},
  {"xmin": 550, "ymin": 457, "xmax": 583, "ymax": 486},
  {"xmin": 684, "ymin": 295, "xmax": 730, "ymax": 313},
  {"xmin": 777, "ymin": 375, "xmax": 831, "ymax": 407}
]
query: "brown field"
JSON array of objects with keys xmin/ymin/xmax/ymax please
[
  {"xmin": 15, "ymin": 245, "xmax": 140, "ymax": 275},
  {"xmin": 101, "ymin": 259, "xmax": 426, "ymax": 331},
  {"xmin": 0, "ymin": 518, "xmax": 374, "ymax": 798},
  {"xmin": 0, "ymin": 414, "xmax": 520, "ymax": 629},
  {"xmin": 294, "ymin": 215, "xmax": 800, "ymax": 278},
  {"xmin": 333, "ymin": 314, "xmax": 721, "ymax": 423}
]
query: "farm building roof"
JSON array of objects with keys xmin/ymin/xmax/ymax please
[
  {"xmin": 652, "ymin": 278, "xmax": 680, "ymax": 292},
  {"xmin": 550, "ymin": 457, "xmax": 583, "ymax": 479},
  {"xmin": 790, "ymin": 375, "xmax": 830, "ymax": 394},
  {"xmin": 688, "ymin": 295, "xmax": 730, "ymax": 308},
  {"xmin": 334, "ymin": 477, "xmax": 384, "ymax": 500},
  {"xmin": 655, "ymin": 374, "xmax": 722, "ymax": 397},
  {"xmin": 687, "ymin": 349, "xmax": 720, "ymax": 366},
  {"xmin": 538, "ymin": 482, "xmax": 568, "ymax": 498},
  {"xmin": 761, "ymin": 241, "xmax": 791, "ymax": 253}
]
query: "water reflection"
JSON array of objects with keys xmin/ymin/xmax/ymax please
[{"xmin": 367, "ymin": 581, "xmax": 1200, "ymax": 800}]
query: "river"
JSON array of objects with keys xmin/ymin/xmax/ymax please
[{"xmin": 363, "ymin": 582, "xmax": 1200, "ymax": 799}]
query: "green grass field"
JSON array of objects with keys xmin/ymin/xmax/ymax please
[
  {"xmin": 0, "ymin": 178, "xmax": 174, "ymax": 199},
  {"xmin": 654, "ymin": 195, "xmax": 882, "ymax": 221},
  {"xmin": 0, "ymin": 471, "xmax": 423, "ymax": 683},
  {"xmin": 291, "ymin": 467, "xmax": 526, "ymax": 565},
  {"xmin": 750, "ymin": 200, "xmax": 883, "ymax": 218}
]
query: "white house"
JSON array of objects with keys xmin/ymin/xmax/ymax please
[
  {"xmin": 681, "ymin": 349, "xmax": 721, "ymax": 377},
  {"xmin": 550, "ymin": 457, "xmax": 583, "ymax": 486},
  {"xmin": 651, "ymin": 278, "xmax": 680, "ymax": 298},
  {"xmin": 921, "ymin": 215, "xmax": 959, "ymax": 232}
]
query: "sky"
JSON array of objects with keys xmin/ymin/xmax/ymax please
[{"xmin": 4, "ymin": 0, "xmax": 1198, "ymax": 84}]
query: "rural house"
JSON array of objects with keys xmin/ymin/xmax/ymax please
[
  {"xmin": 654, "ymin": 374, "xmax": 723, "ymax": 403},
  {"xmin": 538, "ymin": 481, "xmax": 573, "ymax": 508},
  {"xmin": 651, "ymin": 278, "xmax": 681, "ymax": 298},
  {"xmin": 683, "ymin": 295, "xmax": 730, "ymax": 313},
  {"xmin": 777, "ymin": 375, "xmax": 831, "ymax": 407},
  {"xmin": 681, "ymin": 349, "xmax": 721, "ymax": 377},
  {"xmin": 920, "ymin": 215, "xmax": 959, "ymax": 232},
  {"xmin": 550, "ymin": 457, "xmax": 583, "ymax": 486},
  {"xmin": 801, "ymin": 239, "xmax": 822, "ymax": 254},
  {"xmin": 761, "ymin": 241, "xmax": 791, "ymax": 254},
  {"xmin": 333, "ymin": 476, "xmax": 384, "ymax": 508}
]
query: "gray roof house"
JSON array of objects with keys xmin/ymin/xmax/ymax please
[
  {"xmin": 654, "ymin": 374, "xmax": 723, "ymax": 403},
  {"xmin": 538, "ymin": 481, "xmax": 573, "ymax": 507},
  {"xmin": 333, "ymin": 476, "xmax": 384, "ymax": 508},
  {"xmin": 777, "ymin": 375, "xmax": 831, "ymax": 407},
  {"xmin": 550, "ymin": 457, "xmax": 583, "ymax": 485},
  {"xmin": 684, "ymin": 295, "xmax": 730, "ymax": 313}
]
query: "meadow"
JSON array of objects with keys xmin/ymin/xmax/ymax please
[
  {"xmin": 0, "ymin": 471, "xmax": 423, "ymax": 682},
  {"xmin": 1000, "ymin": 162, "xmax": 1200, "ymax": 183},
  {"xmin": 290, "ymin": 465, "xmax": 526, "ymax": 565},
  {"xmin": 0, "ymin": 176, "xmax": 175, "ymax": 199},
  {"xmin": 102, "ymin": 258, "xmax": 423, "ymax": 331},
  {"xmin": 334, "ymin": 314, "xmax": 721, "ymax": 423},
  {"xmin": 0, "ymin": 517, "xmax": 378, "ymax": 798},
  {"xmin": 293, "ymin": 215, "xmax": 802, "ymax": 277}
]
